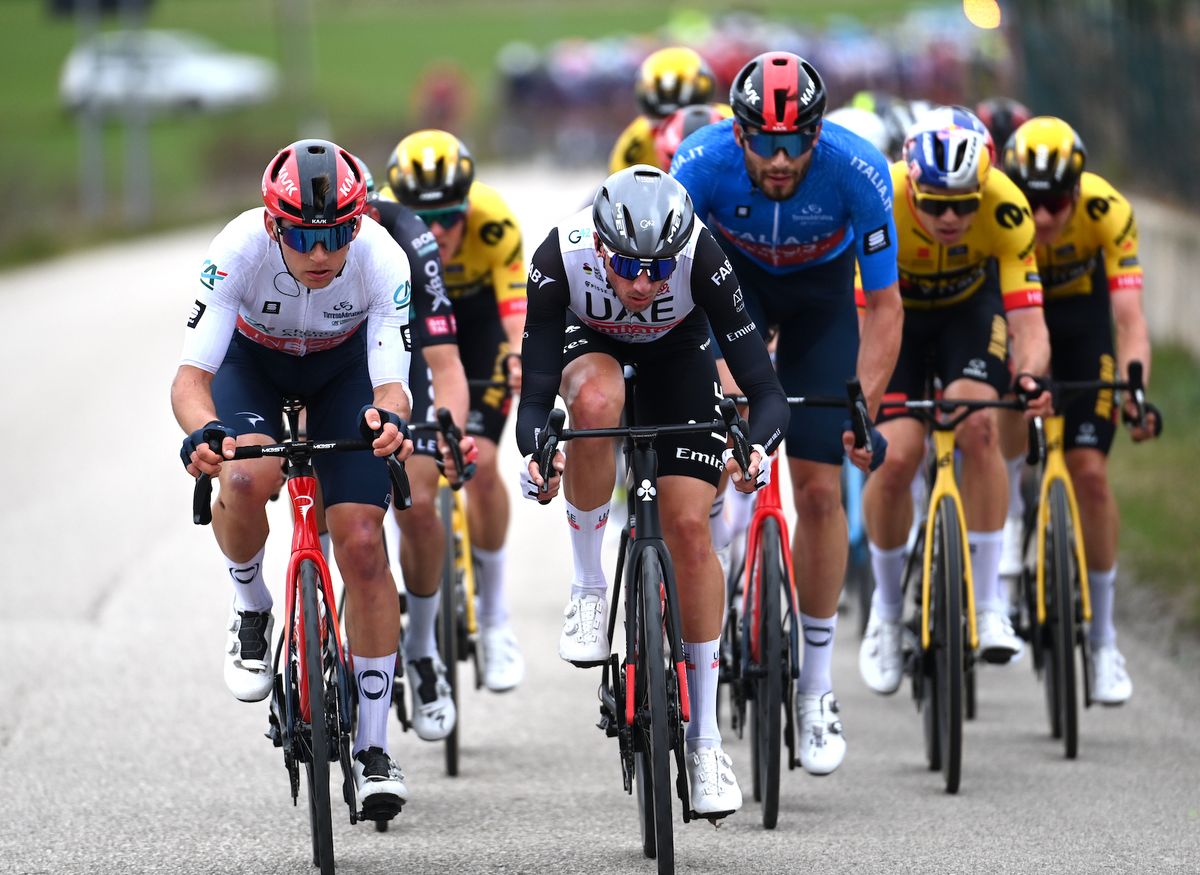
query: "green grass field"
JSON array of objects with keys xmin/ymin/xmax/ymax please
[
  {"xmin": 3, "ymin": 0, "xmax": 922, "ymax": 262},
  {"xmin": 1107, "ymin": 344, "xmax": 1200, "ymax": 641}
]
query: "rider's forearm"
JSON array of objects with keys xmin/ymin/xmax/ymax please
[
  {"xmin": 1113, "ymin": 292, "xmax": 1152, "ymax": 386},
  {"xmin": 858, "ymin": 284, "xmax": 903, "ymax": 419},
  {"xmin": 372, "ymin": 381, "xmax": 413, "ymax": 421},
  {"xmin": 423, "ymin": 344, "xmax": 470, "ymax": 428},
  {"xmin": 1007, "ymin": 306, "xmax": 1051, "ymax": 379},
  {"xmin": 171, "ymin": 364, "xmax": 219, "ymax": 433}
]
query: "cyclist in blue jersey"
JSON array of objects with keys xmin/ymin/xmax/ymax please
[{"xmin": 672, "ymin": 51, "xmax": 903, "ymax": 777}]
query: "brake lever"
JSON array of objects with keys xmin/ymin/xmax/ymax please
[
  {"xmin": 846, "ymin": 378, "xmax": 872, "ymax": 454},
  {"xmin": 537, "ymin": 409, "xmax": 566, "ymax": 505}
]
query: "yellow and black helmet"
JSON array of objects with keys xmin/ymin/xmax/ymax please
[
  {"xmin": 635, "ymin": 47, "xmax": 716, "ymax": 120},
  {"xmin": 385, "ymin": 129, "xmax": 475, "ymax": 210},
  {"xmin": 1002, "ymin": 116, "xmax": 1087, "ymax": 197}
]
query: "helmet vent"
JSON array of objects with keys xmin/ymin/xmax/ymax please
[{"xmin": 310, "ymin": 175, "xmax": 330, "ymax": 216}]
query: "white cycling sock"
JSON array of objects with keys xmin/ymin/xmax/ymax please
[
  {"xmin": 403, "ymin": 591, "xmax": 440, "ymax": 661},
  {"xmin": 353, "ymin": 652, "xmax": 396, "ymax": 755},
  {"xmin": 726, "ymin": 482, "xmax": 756, "ymax": 533},
  {"xmin": 1088, "ymin": 565, "xmax": 1118, "ymax": 646},
  {"xmin": 797, "ymin": 611, "xmax": 838, "ymax": 695},
  {"xmin": 475, "ymin": 546, "xmax": 509, "ymax": 628},
  {"xmin": 709, "ymin": 491, "xmax": 732, "ymax": 553},
  {"xmin": 684, "ymin": 637, "xmax": 722, "ymax": 753},
  {"xmin": 868, "ymin": 543, "xmax": 907, "ymax": 621},
  {"xmin": 226, "ymin": 546, "xmax": 272, "ymax": 612},
  {"xmin": 968, "ymin": 530, "xmax": 1005, "ymax": 614},
  {"xmin": 1006, "ymin": 455, "xmax": 1025, "ymax": 521},
  {"xmin": 566, "ymin": 499, "xmax": 610, "ymax": 597}
]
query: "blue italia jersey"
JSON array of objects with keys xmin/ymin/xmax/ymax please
[{"xmin": 670, "ymin": 118, "xmax": 899, "ymax": 292}]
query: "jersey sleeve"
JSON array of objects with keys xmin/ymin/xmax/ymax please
[
  {"xmin": 850, "ymin": 153, "xmax": 900, "ymax": 293},
  {"xmin": 178, "ymin": 220, "xmax": 250, "ymax": 373},
  {"xmin": 990, "ymin": 200, "xmax": 1044, "ymax": 311},
  {"xmin": 1090, "ymin": 188, "xmax": 1144, "ymax": 294},
  {"xmin": 361, "ymin": 227, "xmax": 414, "ymax": 391},
  {"xmin": 490, "ymin": 221, "xmax": 527, "ymax": 321},
  {"xmin": 378, "ymin": 206, "xmax": 458, "ymax": 348},
  {"xmin": 692, "ymin": 229, "xmax": 789, "ymax": 455},
  {"xmin": 515, "ymin": 229, "xmax": 571, "ymax": 457}
]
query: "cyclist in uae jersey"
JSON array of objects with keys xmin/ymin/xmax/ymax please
[
  {"xmin": 380, "ymin": 130, "xmax": 528, "ymax": 692},
  {"xmin": 608, "ymin": 46, "xmax": 718, "ymax": 173},
  {"xmin": 857, "ymin": 108, "xmax": 1053, "ymax": 699},
  {"xmin": 1002, "ymin": 117, "xmax": 1161, "ymax": 705},
  {"xmin": 517, "ymin": 165, "xmax": 788, "ymax": 818},
  {"xmin": 672, "ymin": 51, "xmax": 903, "ymax": 778},
  {"xmin": 172, "ymin": 139, "xmax": 413, "ymax": 814},
  {"xmin": 360, "ymin": 159, "xmax": 480, "ymax": 737}
]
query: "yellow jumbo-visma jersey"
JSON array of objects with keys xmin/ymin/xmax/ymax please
[
  {"xmin": 609, "ymin": 116, "xmax": 659, "ymax": 173},
  {"xmin": 381, "ymin": 180, "xmax": 527, "ymax": 319},
  {"xmin": 889, "ymin": 161, "xmax": 1044, "ymax": 312},
  {"xmin": 1035, "ymin": 172, "xmax": 1143, "ymax": 301}
]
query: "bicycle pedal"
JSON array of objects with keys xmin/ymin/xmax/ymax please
[
  {"xmin": 693, "ymin": 809, "xmax": 734, "ymax": 826},
  {"xmin": 360, "ymin": 797, "xmax": 404, "ymax": 824},
  {"xmin": 567, "ymin": 658, "xmax": 608, "ymax": 669}
]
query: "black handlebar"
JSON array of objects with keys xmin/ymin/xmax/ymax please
[
  {"xmin": 718, "ymin": 397, "xmax": 752, "ymax": 480},
  {"xmin": 191, "ymin": 436, "xmax": 412, "ymax": 526},
  {"xmin": 846, "ymin": 378, "xmax": 871, "ymax": 454},
  {"xmin": 535, "ymin": 408, "xmax": 568, "ymax": 505}
]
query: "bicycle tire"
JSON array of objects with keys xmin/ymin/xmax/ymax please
[
  {"xmin": 633, "ymin": 550, "xmax": 674, "ymax": 872},
  {"xmin": 932, "ymin": 498, "xmax": 964, "ymax": 794},
  {"xmin": 753, "ymin": 517, "xmax": 784, "ymax": 829},
  {"xmin": 915, "ymin": 521, "xmax": 940, "ymax": 774},
  {"xmin": 1047, "ymin": 481, "xmax": 1079, "ymax": 758},
  {"xmin": 437, "ymin": 487, "xmax": 460, "ymax": 777},
  {"xmin": 301, "ymin": 559, "xmax": 336, "ymax": 875}
]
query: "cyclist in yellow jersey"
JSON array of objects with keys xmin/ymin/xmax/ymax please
[
  {"xmin": 381, "ymin": 130, "xmax": 528, "ymax": 692},
  {"xmin": 999, "ymin": 117, "xmax": 1161, "ymax": 704},
  {"xmin": 857, "ymin": 107, "xmax": 1053, "ymax": 696},
  {"xmin": 608, "ymin": 46, "xmax": 717, "ymax": 173}
]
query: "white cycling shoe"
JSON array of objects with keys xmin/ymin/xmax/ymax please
[
  {"xmin": 353, "ymin": 746, "xmax": 408, "ymax": 818},
  {"xmin": 976, "ymin": 609, "xmax": 1024, "ymax": 664},
  {"xmin": 481, "ymin": 623, "xmax": 525, "ymax": 692},
  {"xmin": 558, "ymin": 592, "xmax": 609, "ymax": 666},
  {"xmin": 224, "ymin": 606, "xmax": 274, "ymax": 702},
  {"xmin": 686, "ymin": 746, "xmax": 742, "ymax": 818},
  {"xmin": 1090, "ymin": 643, "xmax": 1133, "ymax": 705},
  {"xmin": 797, "ymin": 691, "xmax": 846, "ymax": 776},
  {"xmin": 406, "ymin": 656, "xmax": 456, "ymax": 741},
  {"xmin": 859, "ymin": 611, "xmax": 904, "ymax": 695}
]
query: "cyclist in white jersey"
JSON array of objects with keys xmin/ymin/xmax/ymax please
[{"xmin": 172, "ymin": 139, "xmax": 414, "ymax": 813}]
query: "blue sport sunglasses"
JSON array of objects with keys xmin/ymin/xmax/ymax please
[
  {"xmin": 744, "ymin": 128, "xmax": 819, "ymax": 159},
  {"xmin": 605, "ymin": 249, "xmax": 677, "ymax": 282},
  {"xmin": 276, "ymin": 219, "xmax": 357, "ymax": 253}
]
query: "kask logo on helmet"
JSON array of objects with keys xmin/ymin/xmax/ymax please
[{"xmin": 276, "ymin": 167, "xmax": 297, "ymax": 198}]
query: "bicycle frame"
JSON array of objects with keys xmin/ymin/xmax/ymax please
[
  {"xmin": 444, "ymin": 482, "xmax": 479, "ymax": 639},
  {"xmin": 740, "ymin": 452, "xmax": 801, "ymax": 676},
  {"xmin": 919, "ymin": 429, "xmax": 978, "ymax": 652},
  {"xmin": 1033, "ymin": 416, "xmax": 1091, "ymax": 626}
]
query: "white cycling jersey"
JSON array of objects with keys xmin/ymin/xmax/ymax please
[
  {"xmin": 553, "ymin": 206, "xmax": 705, "ymax": 343},
  {"xmin": 179, "ymin": 209, "xmax": 413, "ymax": 388}
]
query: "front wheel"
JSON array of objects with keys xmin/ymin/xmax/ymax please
[
  {"xmin": 438, "ymin": 487, "xmax": 461, "ymax": 777},
  {"xmin": 1045, "ymin": 481, "xmax": 1079, "ymax": 759},
  {"xmin": 751, "ymin": 517, "xmax": 784, "ymax": 829},
  {"xmin": 927, "ymin": 498, "xmax": 964, "ymax": 794},
  {"xmin": 634, "ymin": 550, "xmax": 674, "ymax": 873},
  {"xmin": 301, "ymin": 560, "xmax": 335, "ymax": 875}
]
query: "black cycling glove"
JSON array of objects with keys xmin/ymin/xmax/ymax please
[{"xmin": 180, "ymin": 421, "xmax": 237, "ymax": 471}]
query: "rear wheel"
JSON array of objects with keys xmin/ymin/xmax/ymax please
[
  {"xmin": 438, "ymin": 487, "xmax": 461, "ymax": 777},
  {"xmin": 1046, "ymin": 481, "xmax": 1079, "ymax": 759},
  {"xmin": 301, "ymin": 560, "xmax": 335, "ymax": 875},
  {"xmin": 633, "ymin": 550, "xmax": 674, "ymax": 873},
  {"xmin": 751, "ymin": 518, "xmax": 784, "ymax": 829}
]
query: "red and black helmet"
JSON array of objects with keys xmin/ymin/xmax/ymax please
[
  {"xmin": 975, "ymin": 97, "xmax": 1033, "ymax": 159},
  {"xmin": 653, "ymin": 103, "xmax": 733, "ymax": 169},
  {"xmin": 261, "ymin": 139, "xmax": 367, "ymax": 226},
  {"xmin": 729, "ymin": 52, "xmax": 826, "ymax": 134}
]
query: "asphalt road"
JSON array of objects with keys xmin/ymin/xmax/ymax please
[{"xmin": 1, "ymin": 168, "xmax": 1197, "ymax": 874}]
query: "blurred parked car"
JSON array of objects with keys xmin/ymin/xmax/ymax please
[{"xmin": 59, "ymin": 29, "xmax": 278, "ymax": 115}]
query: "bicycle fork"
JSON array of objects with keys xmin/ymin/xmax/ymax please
[
  {"xmin": 920, "ymin": 430, "xmax": 978, "ymax": 652},
  {"xmin": 1034, "ymin": 417, "xmax": 1092, "ymax": 626}
]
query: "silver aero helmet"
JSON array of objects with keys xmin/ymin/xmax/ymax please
[{"xmin": 592, "ymin": 164, "xmax": 696, "ymax": 260}]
